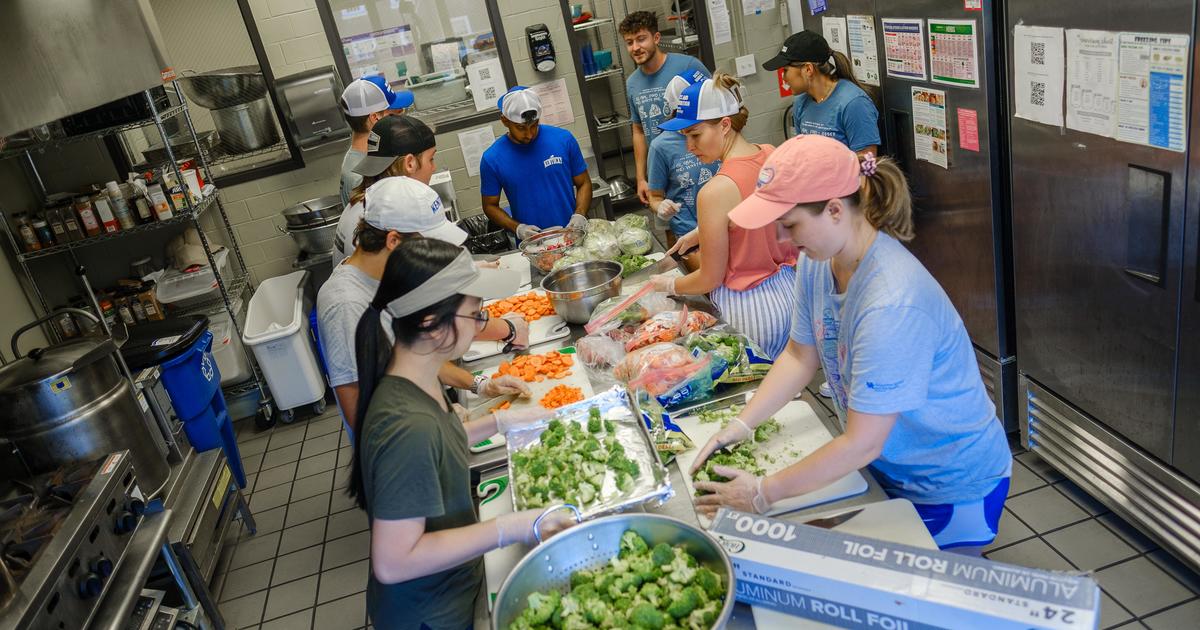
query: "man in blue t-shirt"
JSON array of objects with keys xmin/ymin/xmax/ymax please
[
  {"xmin": 619, "ymin": 10, "xmax": 710, "ymax": 204},
  {"xmin": 647, "ymin": 70, "xmax": 719, "ymax": 252},
  {"xmin": 480, "ymin": 87, "xmax": 591, "ymax": 241}
]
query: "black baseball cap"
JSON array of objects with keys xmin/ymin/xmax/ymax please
[
  {"xmin": 352, "ymin": 115, "xmax": 437, "ymax": 177},
  {"xmin": 762, "ymin": 31, "xmax": 833, "ymax": 71}
]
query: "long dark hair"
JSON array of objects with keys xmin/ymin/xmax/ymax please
[
  {"xmin": 347, "ymin": 237, "xmax": 467, "ymax": 511},
  {"xmin": 808, "ymin": 50, "xmax": 877, "ymax": 101}
]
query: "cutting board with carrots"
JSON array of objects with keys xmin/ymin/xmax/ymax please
[{"xmin": 463, "ymin": 291, "xmax": 571, "ymax": 362}]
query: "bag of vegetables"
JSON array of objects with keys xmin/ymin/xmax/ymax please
[
  {"xmin": 615, "ymin": 213, "xmax": 649, "ymax": 231},
  {"xmin": 584, "ymin": 285, "xmax": 675, "ymax": 335},
  {"xmin": 684, "ymin": 325, "xmax": 774, "ymax": 384},
  {"xmin": 617, "ymin": 342, "xmax": 718, "ymax": 409},
  {"xmin": 617, "ymin": 227, "xmax": 654, "ymax": 255},
  {"xmin": 624, "ymin": 307, "xmax": 718, "ymax": 352}
]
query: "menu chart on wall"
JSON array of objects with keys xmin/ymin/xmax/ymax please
[
  {"xmin": 1012, "ymin": 25, "xmax": 1065, "ymax": 127},
  {"xmin": 458, "ymin": 126, "xmax": 494, "ymax": 177},
  {"xmin": 846, "ymin": 15, "xmax": 881, "ymax": 87},
  {"xmin": 928, "ymin": 19, "xmax": 979, "ymax": 88},
  {"xmin": 1116, "ymin": 32, "xmax": 1188, "ymax": 152},
  {"xmin": 882, "ymin": 18, "xmax": 927, "ymax": 81},
  {"xmin": 528, "ymin": 79, "xmax": 575, "ymax": 127},
  {"xmin": 912, "ymin": 87, "xmax": 949, "ymax": 169},
  {"xmin": 822, "ymin": 16, "xmax": 850, "ymax": 57},
  {"xmin": 1066, "ymin": 30, "xmax": 1119, "ymax": 138}
]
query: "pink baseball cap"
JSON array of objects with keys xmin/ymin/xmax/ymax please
[{"xmin": 729, "ymin": 135, "xmax": 862, "ymax": 230}]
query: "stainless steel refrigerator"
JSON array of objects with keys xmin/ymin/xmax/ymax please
[
  {"xmin": 1006, "ymin": 0, "xmax": 1200, "ymax": 571},
  {"xmin": 815, "ymin": 0, "xmax": 1016, "ymax": 429}
]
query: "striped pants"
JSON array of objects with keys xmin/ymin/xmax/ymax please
[{"xmin": 710, "ymin": 266, "xmax": 797, "ymax": 359}]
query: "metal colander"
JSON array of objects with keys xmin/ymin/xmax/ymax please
[{"xmin": 491, "ymin": 513, "xmax": 736, "ymax": 629}]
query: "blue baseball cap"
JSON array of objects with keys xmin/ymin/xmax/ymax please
[
  {"xmin": 658, "ymin": 78, "xmax": 744, "ymax": 132},
  {"xmin": 340, "ymin": 76, "xmax": 414, "ymax": 116}
]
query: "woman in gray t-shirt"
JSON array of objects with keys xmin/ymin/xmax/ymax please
[{"xmin": 347, "ymin": 238, "xmax": 572, "ymax": 628}]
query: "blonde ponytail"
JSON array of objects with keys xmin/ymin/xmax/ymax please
[
  {"xmin": 709, "ymin": 72, "xmax": 750, "ymax": 131},
  {"xmin": 348, "ymin": 157, "xmax": 412, "ymax": 206},
  {"xmin": 854, "ymin": 156, "xmax": 913, "ymax": 241}
]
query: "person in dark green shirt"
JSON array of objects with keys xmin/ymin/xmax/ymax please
[{"xmin": 347, "ymin": 238, "xmax": 573, "ymax": 629}]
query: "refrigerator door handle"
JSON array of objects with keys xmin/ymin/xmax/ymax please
[{"xmin": 1124, "ymin": 164, "xmax": 1171, "ymax": 288}]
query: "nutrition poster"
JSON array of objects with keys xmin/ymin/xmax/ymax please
[
  {"xmin": 928, "ymin": 19, "xmax": 979, "ymax": 88},
  {"xmin": 912, "ymin": 87, "xmax": 949, "ymax": 169},
  {"xmin": 882, "ymin": 18, "xmax": 927, "ymax": 81},
  {"xmin": 1065, "ymin": 30, "xmax": 1119, "ymax": 138},
  {"xmin": 1116, "ymin": 32, "xmax": 1188, "ymax": 152},
  {"xmin": 847, "ymin": 15, "xmax": 881, "ymax": 86}
]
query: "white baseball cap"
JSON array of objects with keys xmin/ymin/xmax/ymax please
[
  {"xmin": 663, "ymin": 69, "xmax": 708, "ymax": 113},
  {"xmin": 363, "ymin": 176, "xmax": 467, "ymax": 246},
  {"xmin": 658, "ymin": 78, "xmax": 744, "ymax": 132},
  {"xmin": 340, "ymin": 76, "xmax": 415, "ymax": 117},
  {"xmin": 498, "ymin": 86, "xmax": 542, "ymax": 123}
]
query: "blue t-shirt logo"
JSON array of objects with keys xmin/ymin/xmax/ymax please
[{"xmin": 543, "ymin": 154, "xmax": 563, "ymax": 168}]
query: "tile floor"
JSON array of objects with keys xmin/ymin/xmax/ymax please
[{"xmin": 213, "ymin": 403, "xmax": 1200, "ymax": 630}]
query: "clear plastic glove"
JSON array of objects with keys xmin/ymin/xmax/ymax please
[
  {"xmin": 693, "ymin": 466, "xmax": 770, "ymax": 517},
  {"xmin": 477, "ymin": 374, "xmax": 531, "ymax": 399},
  {"xmin": 687, "ymin": 416, "xmax": 753, "ymax": 475},
  {"xmin": 475, "ymin": 259, "xmax": 501, "ymax": 269},
  {"xmin": 451, "ymin": 402, "xmax": 469, "ymax": 423},
  {"xmin": 516, "ymin": 224, "xmax": 541, "ymax": 240},
  {"xmin": 654, "ymin": 198, "xmax": 681, "ymax": 220},
  {"xmin": 493, "ymin": 405, "xmax": 554, "ymax": 434},
  {"xmin": 567, "ymin": 213, "xmax": 589, "ymax": 231},
  {"xmin": 501, "ymin": 313, "xmax": 531, "ymax": 350},
  {"xmin": 649, "ymin": 273, "xmax": 677, "ymax": 295},
  {"xmin": 495, "ymin": 509, "xmax": 576, "ymax": 547},
  {"xmin": 666, "ymin": 227, "xmax": 699, "ymax": 257}
]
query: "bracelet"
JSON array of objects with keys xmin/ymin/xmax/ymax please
[{"xmin": 501, "ymin": 318, "xmax": 517, "ymax": 343}]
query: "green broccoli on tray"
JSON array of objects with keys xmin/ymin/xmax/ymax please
[
  {"xmin": 511, "ymin": 406, "xmax": 641, "ymax": 509},
  {"xmin": 507, "ymin": 530, "xmax": 725, "ymax": 630}
]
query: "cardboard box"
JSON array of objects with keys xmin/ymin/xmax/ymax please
[{"xmin": 710, "ymin": 509, "xmax": 1100, "ymax": 629}]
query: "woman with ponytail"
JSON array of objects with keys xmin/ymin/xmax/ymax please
[
  {"xmin": 348, "ymin": 238, "xmax": 571, "ymax": 628},
  {"xmin": 688, "ymin": 136, "xmax": 1011, "ymax": 555},
  {"xmin": 763, "ymin": 30, "xmax": 880, "ymax": 156},
  {"xmin": 649, "ymin": 74, "xmax": 799, "ymax": 358}
]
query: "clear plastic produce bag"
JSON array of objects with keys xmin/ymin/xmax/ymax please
[
  {"xmin": 684, "ymin": 324, "xmax": 774, "ymax": 384},
  {"xmin": 617, "ymin": 227, "xmax": 654, "ymax": 255}
]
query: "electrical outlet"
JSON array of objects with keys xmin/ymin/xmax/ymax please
[{"xmin": 735, "ymin": 54, "xmax": 756, "ymax": 77}]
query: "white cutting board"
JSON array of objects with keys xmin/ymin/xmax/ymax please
[
  {"xmin": 464, "ymin": 348, "xmax": 594, "ymax": 451},
  {"xmin": 477, "ymin": 474, "xmax": 523, "ymax": 612},
  {"xmin": 674, "ymin": 401, "xmax": 868, "ymax": 527},
  {"xmin": 462, "ymin": 291, "xmax": 572, "ymax": 362}
]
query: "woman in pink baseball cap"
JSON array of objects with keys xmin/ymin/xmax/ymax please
[
  {"xmin": 648, "ymin": 74, "xmax": 799, "ymax": 358},
  {"xmin": 689, "ymin": 135, "xmax": 1012, "ymax": 554}
]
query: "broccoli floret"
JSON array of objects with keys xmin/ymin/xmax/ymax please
[
  {"xmin": 620, "ymin": 531, "xmax": 649, "ymax": 556},
  {"xmin": 588, "ymin": 414, "xmax": 602, "ymax": 434},
  {"xmin": 616, "ymin": 472, "xmax": 634, "ymax": 493},
  {"xmin": 583, "ymin": 597, "xmax": 611, "ymax": 624},
  {"xmin": 578, "ymin": 481, "xmax": 597, "ymax": 505},
  {"xmin": 667, "ymin": 553, "xmax": 696, "ymax": 584},
  {"xmin": 687, "ymin": 601, "xmax": 720, "ymax": 627},
  {"xmin": 542, "ymin": 431, "xmax": 563, "ymax": 448},
  {"xmin": 604, "ymin": 418, "xmax": 616, "ymax": 433},
  {"xmin": 608, "ymin": 440, "xmax": 625, "ymax": 456},
  {"xmin": 692, "ymin": 567, "xmax": 723, "ymax": 599},
  {"xmin": 651, "ymin": 543, "xmax": 674, "ymax": 567},
  {"xmin": 630, "ymin": 603, "xmax": 668, "ymax": 629},
  {"xmin": 572, "ymin": 582, "xmax": 600, "ymax": 602},
  {"xmin": 638, "ymin": 582, "xmax": 664, "ymax": 607},
  {"xmin": 528, "ymin": 458, "xmax": 549, "ymax": 477},
  {"xmin": 520, "ymin": 590, "xmax": 561, "ymax": 625},
  {"xmin": 570, "ymin": 569, "xmax": 594, "ymax": 588},
  {"xmin": 665, "ymin": 586, "xmax": 702, "ymax": 618},
  {"xmin": 545, "ymin": 418, "xmax": 564, "ymax": 434}
]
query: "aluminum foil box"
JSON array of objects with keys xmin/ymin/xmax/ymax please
[{"xmin": 709, "ymin": 509, "xmax": 1100, "ymax": 629}]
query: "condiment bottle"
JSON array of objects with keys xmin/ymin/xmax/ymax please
[
  {"xmin": 61, "ymin": 204, "xmax": 85, "ymax": 240},
  {"xmin": 46, "ymin": 208, "xmax": 68, "ymax": 244},
  {"xmin": 92, "ymin": 195, "xmax": 119, "ymax": 233},
  {"xmin": 31, "ymin": 215, "xmax": 53, "ymax": 247},
  {"xmin": 14, "ymin": 213, "xmax": 41, "ymax": 251},
  {"xmin": 74, "ymin": 196, "xmax": 102, "ymax": 237},
  {"xmin": 106, "ymin": 181, "xmax": 136, "ymax": 229}
]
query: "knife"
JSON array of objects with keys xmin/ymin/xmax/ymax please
[{"xmin": 801, "ymin": 508, "xmax": 864, "ymax": 529}]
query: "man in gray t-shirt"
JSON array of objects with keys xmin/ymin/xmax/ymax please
[{"xmin": 337, "ymin": 76, "xmax": 414, "ymax": 206}]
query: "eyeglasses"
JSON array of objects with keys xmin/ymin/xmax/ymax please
[{"xmin": 456, "ymin": 308, "xmax": 490, "ymax": 329}]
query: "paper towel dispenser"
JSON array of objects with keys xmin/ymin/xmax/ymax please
[{"xmin": 274, "ymin": 66, "xmax": 351, "ymax": 152}]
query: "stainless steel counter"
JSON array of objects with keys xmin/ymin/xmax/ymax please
[{"xmin": 463, "ymin": 247, "xmax": 896, "ymax": 629}]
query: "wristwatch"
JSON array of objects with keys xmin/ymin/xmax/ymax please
[
  {"xmin": 500, "ymin": 318, "xmax": 518, "ymax": 352},
  {"xmin": 472, "ymin": 374, "xmax": 489, "ymax": 394}
]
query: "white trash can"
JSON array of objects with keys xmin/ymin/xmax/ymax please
[{"xmin": 242, "ymin": 271, "xmax": 325, "ymax": 421}]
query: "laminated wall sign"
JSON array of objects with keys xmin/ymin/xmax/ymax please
[
  {"xmin": 1066, "ymin": 29, "xmax": 1119, "ymax": 138},
  {"xmin": 1013, "ymin": 25, "xmax": 1065, "ymax": 127},
  {"xmin": 882, "ymin": 18, "xmax": 927, "ymax": 81},
  {"xmin": 912, "ymin": 86, "xmax": 949, "ymax": 169},
  {"xmin": 847, "ymin": 15, "xmax": 881, "ymax": 86},
  {"xmin": 928, "ymin": 19, "xmax": 979, "ymax": 88},
  {"xmin": 1116, "ymin": 32, "xmax": 1188, "ymax": 152}
]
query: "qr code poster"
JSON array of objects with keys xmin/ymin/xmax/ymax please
[
  {"xmin": 1013, "ymin": 25, "xmax": 1064, "ymax": 127},
  {"xmin": 468, "ymin": 57, "xmax": 507, "ymax": 113}
]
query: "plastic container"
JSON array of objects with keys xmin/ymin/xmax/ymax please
[
  {"xmin": 242, "ymin": 270, "xmax": 324, "ymax": 412},
  {"xmin": 211, "ymin": 300, "xmax": 251, "ymax": 386},
  {"xmin": 74, "ymin": 196, "xmax": 102, "ymax": 236},
  {"xmin": 155, "ymin": 248, "xmax": 230, "ymax": 308},
  {"xmin": 106, "ymin": 181, "xmax": 136, "ymax": 229},
  {"xmin": 93, "ymin": 195, "xmax": 119, "ymax": 233}
]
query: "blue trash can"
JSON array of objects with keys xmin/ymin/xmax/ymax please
[{"xmin": 122, "ymin": 316, "xmax": 248, "ymax": 488}]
